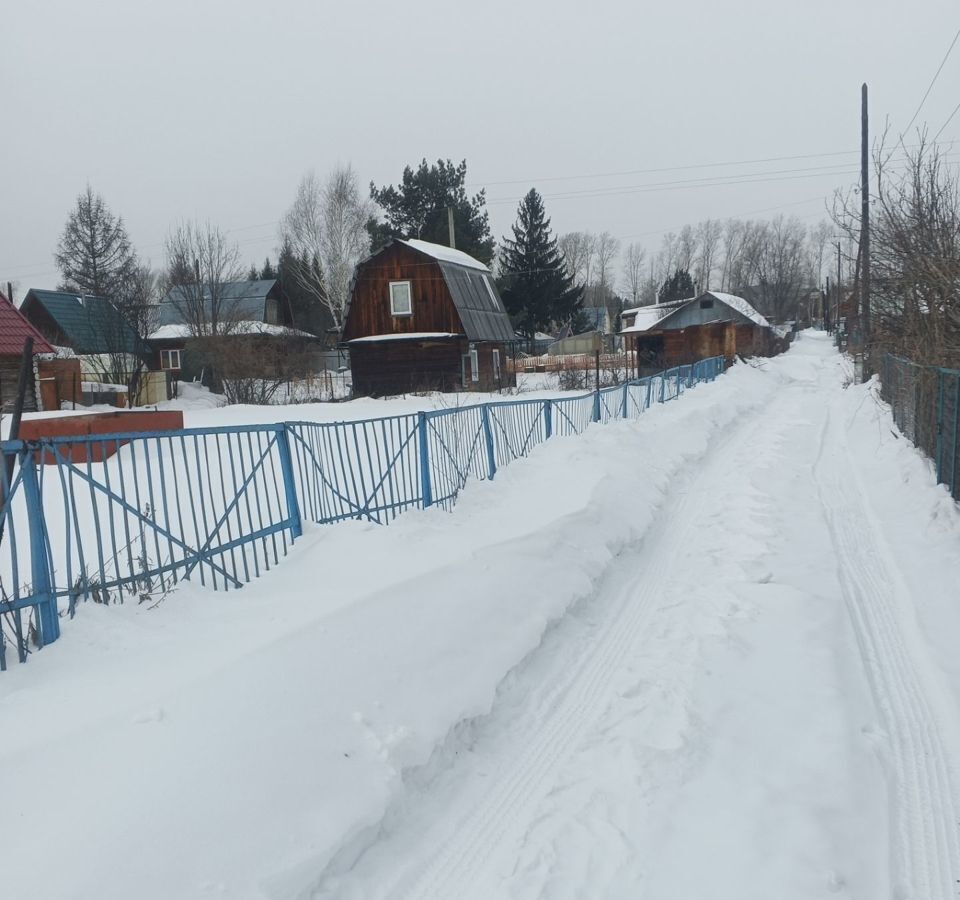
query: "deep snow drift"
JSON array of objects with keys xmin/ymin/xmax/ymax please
[{"xmin": 2, "ymin": 332, "xmax": 960, "ymax": 899}]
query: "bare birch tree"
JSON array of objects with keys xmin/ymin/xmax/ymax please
[
  {"xmin": 558, "ymin": 231, "xmax": 596, "ymax": 285},
  {"xmin": 693, "ymin": 219, "xmax": 722, "ymax": 292},
  {"xmin": 621, "ymin": 242, "xmax": 646, "ymax": 305},
  {"xmin": 281, "ymin": 165, "xmax": 371, "ymax": 331},
  {"xmin": 163, "ymin": 221, "xmax": 244, "ymax": 336},
  {"xmin": 319, "ymin": 166, "xmax": 372, "ymax": 329}
]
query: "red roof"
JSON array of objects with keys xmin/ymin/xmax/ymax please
[{"xmin": 0, "ymin": 291, "xmax": 55, "ymax": 355}]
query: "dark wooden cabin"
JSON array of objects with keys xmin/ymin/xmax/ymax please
[
  {"xmin": 341, "ymin": 239, "xmax": 517, "ymax": 395},
  {"xmin": 620, "ymin": 291, "xmax": 783, "ymax": 373}
]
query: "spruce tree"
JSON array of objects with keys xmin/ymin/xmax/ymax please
[
  {"xmin": 499, "ymin": 189, "xmax": 583, "ymax": 339},
  {"xmin": 658, "ymin": 268, "xmax": 696, "ymax": 304}
]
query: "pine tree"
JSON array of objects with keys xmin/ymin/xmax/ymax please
[
  {"xmin": 368, "ymin": 159, "xmax": 495, "ymax": 264},
  {"xmin": 499, "ymin": 189, "xmax": 583, "ymax": 339},
  {"xmin": 658, "ymin": 268, "xmax": 696, "ymax": 304},
  {"xmin": 247, "ymin": 263, "xmax": 260, "ymax": 281},
  {"xmin": 260, "ymin": 257, "xmax": 276, "ymax": 280}
]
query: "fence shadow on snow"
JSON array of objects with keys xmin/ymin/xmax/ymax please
[{"xmin": 0, "ymin": 357, "xmax": 725, "ymax": 670}]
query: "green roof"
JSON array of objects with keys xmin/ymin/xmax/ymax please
[{"xmin": 22, "ymin": 289, "xmax": 147, "ymax": 356}]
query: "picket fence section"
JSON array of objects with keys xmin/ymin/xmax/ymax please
[{"xmin": 0, "ymin": 356, "xmax": 725, "ymax": 669}]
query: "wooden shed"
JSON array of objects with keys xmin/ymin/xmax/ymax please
[
  {"xmin": 341, "ymin": 239, "xmax": 517, "ymax": 396},
  {"xmin": 0, "ymin": 290, "xmax": 55, "ymax": 413},
  {"xmin": 620, "ymin": 291, "xmax": 782, "ymax": 373}
]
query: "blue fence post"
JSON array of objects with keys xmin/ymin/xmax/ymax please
[
  {"xmin": 622, "ymin": 383, "xmax": 629, "ymax": 418},
  {"xmin": 480, "ymin": 405, "xmax": 497, "ymax": 480},
  {"xmin": 593, "ymin": 389, "xmax": 601, "ymax": 423},
  {"xmin": 418, "ymin": 412, "xmax": 433, "ymax": 508},
  {"xmin": 277, "ymin": 426, "xmax": 303, "ymax": 539},
  {"xmin": 543, "ymin": 399, "xmax": 553, "ymax": 439},
  {"xmin": 20, "ymin": 451, "xmax": 59, "ymax": 646}
]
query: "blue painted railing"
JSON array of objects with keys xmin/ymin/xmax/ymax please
[{"xmin": 0, "ymin": 356, "xmax": 726, "ymax": 669}]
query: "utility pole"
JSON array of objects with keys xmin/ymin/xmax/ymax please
[
  {"xmin": 861, "ymin": 83, "xmax": 871, "ymax": 341},
  {"xmin": 836, "ymin": 240, "xmax": 842, "ymax": 333},
  {"xmin": 447, "ymin": 207, "xmax": 456, "ymax": 250}
]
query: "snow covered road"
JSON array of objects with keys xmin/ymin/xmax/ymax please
[
  {"xmin": 3, "ymin": 332, "xmax": 960, "ymax": 900},
  {"xmin": 314, "ymin": 334, "xmax": 960, "ymax": 900}
]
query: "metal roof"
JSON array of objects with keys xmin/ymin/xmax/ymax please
[
  {"xmin": 0, "ymin": 292, "xmax": 55, "ymax": 355},
  {"xmin": 158, "ymin": 279, "xmax": 277, "ymax": 326},
  {"xmin": 400, "ymin": 239, "xmax": 490, "ymax": 272},
  {"xmin": 21, "ymin": 289, "xmax": 145, "ymax": 356},
  {"xmin": 436, "ymin": 262, "xmax": 516, "ymax": 342}
]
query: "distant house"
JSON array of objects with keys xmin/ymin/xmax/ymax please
[
  {"xmin": 20, "ymin": 289, "xmax": 146, "ymax": 359},
  {"xmin": 620, "ymin": 291, "xmax": 780, "ymax": 371},
  {"xmin": 341, "ymin": 239, "xmax": 517, "ymax": 395},
  {"xmin": 149, "ymin": 279, "xmax": 314, "ymax": 377},
  {"xmin": 580, "ymin": 306, "xmax": 614, "ymax": 334},
  {"xmin": 0, "ymin": 291, "xmax": 55, "ymax": 412}
]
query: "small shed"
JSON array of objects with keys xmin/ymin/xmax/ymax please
[
  {"xmin": 0, "ymin": 291, "xmax": 55, "ymax": 412},
  {"xmin": 620, "ymin": 291, "xmax": 780, "ymax": 372},
  {"xmin": 341, "ymin": 239, "xmax": 517, "ymax": 395}
]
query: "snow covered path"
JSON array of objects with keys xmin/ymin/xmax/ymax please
[
  {"xmin": 4, "ymin": 333, "xmax": 960, "ymax": 900},
  {"xmin": 312, "ymin": 334, "xmax": 960, "ymax": 900}
]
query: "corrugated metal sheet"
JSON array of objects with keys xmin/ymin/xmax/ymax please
[
  {"xmin": 437, "ymin": 263, "xmax": 515, "ymax": 342},
  {"xmin": 22, "ymin": 290, "xmax": 144, "ymax": 355},
  {"xmin": 0, "ymin": 292, "xmax": 55, "ymax": 355},
  {"xmin": 158, "ymin": 280, "xmax": 276, "ymax": 326}
]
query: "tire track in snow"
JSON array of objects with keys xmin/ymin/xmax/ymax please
[
  {"xmin": 382, "ymin": 400, "xmax": 782, "ymax": 900},
  {"xmin": 816, "ymin": 404, "xmax": 960, "ymax": 899}
]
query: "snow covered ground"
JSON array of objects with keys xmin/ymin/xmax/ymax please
[{"xmin": 3, "ymin": 332, "xmax": 960, "ymax": 899}]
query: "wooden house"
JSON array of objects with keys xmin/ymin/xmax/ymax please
[
  {"xmin": 341, "ymin": 239, "xmax": 517, "ymax": 395},
  {"xmin": 0, "ymin": 290, "xmax": 55, "ymax": 412},
  {"xmin": 620, "ymin": 291, "xmax": 782, "ymax": 372}
]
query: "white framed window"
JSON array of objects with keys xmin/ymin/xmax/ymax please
[
  {"xmin": 160, "ymin": 349, "xmax": 182, "ymax": 370},
  {"xmin": 470, "ymin": 348, "xmax": 479, "ymax": 382},
  {"xmin": 389, "ymin": 281, "xmax": 412, "ymax": 316},
  {"xmin": 492, "ymin": 349, "xmax": 501, "ymax": 381}
]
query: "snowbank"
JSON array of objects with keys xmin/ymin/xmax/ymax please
[{"xmin": 0, "ymin": 357, "xmax": 779, "ymax": 899}]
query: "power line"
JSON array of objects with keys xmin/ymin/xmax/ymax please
[
  {"xmin": 934, "ymin": 98, "xmax": 960, "ymax": 141},
  {"xmin": 902, "ymin": 25, "xmax": 960, "ymax": 136},
  {"xmin": 468, "ymin": 148, "xmax": 865, "ymax": 188}
]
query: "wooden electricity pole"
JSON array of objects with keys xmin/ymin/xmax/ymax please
[
  {"xmin": 861, "ymin": 83, "xmax": 871, "ymax": 340},
  {"xmin": 447, "ymin": 207, "xmax": 456, "ymax": 250}
]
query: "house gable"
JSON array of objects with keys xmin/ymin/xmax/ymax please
[{"xmin": 342, "ymin": 240, "xmax": 513, "ymax": 343}]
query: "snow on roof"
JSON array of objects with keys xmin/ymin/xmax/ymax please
[
  {"xmin": 704, "ymin": 292, "xmax": 771, "ymax": 329},
  {"xmin": 620, "ymin": 305, "xmax": 674, "ymax": 334},
  {"xmin": 401, "ymin": 239, "xmax": 490, "ymax": 272},
  {"xmin": 148, "ymin": 322, "xmax": 315, "ymax": 341},
  {"xmin": 347, "ymin": 332, "xmax": 463, "ymax": 343}
]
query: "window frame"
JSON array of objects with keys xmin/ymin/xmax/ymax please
[
  {"xmin": 389, "ymin": 280, "xmax": 413, "ymax": 317},
  {"xmin": 160, "ymin": 348, "xmax": 182, "ymax": 371},
  {"xmin": 492, "ymin": 348, "xmax": 501, "ymax": 381},
  {"xmin": 470, "ymin": 348, "xmax": 479, "ymax": 382}
]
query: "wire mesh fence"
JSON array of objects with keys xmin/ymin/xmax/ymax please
[
  {"xmin": 880, "ymin": 353, "xmax": 960, "ymax": 500},
  {"xmin": 0, "ymin": 356, "xmax": 726, "ymax": 670}
]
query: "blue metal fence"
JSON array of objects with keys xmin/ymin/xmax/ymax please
[
  {"xmin": 880, "ymin": 353, "xmax": 960, "ymax": 501},
  {"xmin": 0, "ymin": 356, "xmax": 726, "ymax": 669}
]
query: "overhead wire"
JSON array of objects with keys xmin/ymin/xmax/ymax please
[{"xmin": 902, "ymin": 24, "xmax": 960, "ymax": 136}]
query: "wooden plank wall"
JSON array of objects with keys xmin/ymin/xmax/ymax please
[{"xmin": 343, "ymin": 244, "xmax": 463, "ymax": 341}]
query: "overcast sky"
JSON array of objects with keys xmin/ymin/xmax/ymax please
[{"xmin": 2, "ymin": 0, "xmax": 958, "ymax": 295}]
